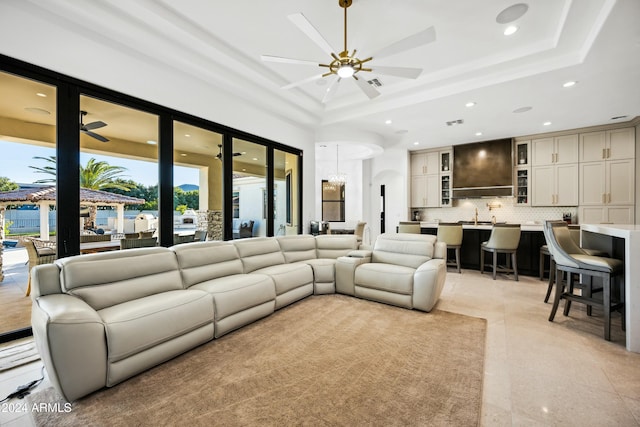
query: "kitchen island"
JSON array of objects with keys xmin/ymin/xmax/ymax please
[
  {"xmin": 581, "ymin": 224, "xmax": 640, "ymax": 353},
  {"xmin": 419, "ymin": 222, "xmax": 546, "ymax": 277}
]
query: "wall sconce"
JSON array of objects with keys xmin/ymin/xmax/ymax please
[{"xmin": 486, "ymin": 201, "xmax": 502, "ymax": 211}]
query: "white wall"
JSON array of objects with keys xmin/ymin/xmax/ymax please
[{"xmin": 366, "ymin": 147, "xmax": 410, "ymax": 243}]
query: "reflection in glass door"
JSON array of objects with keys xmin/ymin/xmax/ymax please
[
  {"xmin": 174, "ymin": 122, "xmax": 223, "ymax": 242},
  {"xmin": 0, "ymin": 71, "xmax": 57, "ymax": 336},
  {"xmin": 274, "ymin": 149, "xmax": 299, "ymax": 235},
  {"xmin": 232, "ymin": 138, "xmax": 266, "ymax": 239}
]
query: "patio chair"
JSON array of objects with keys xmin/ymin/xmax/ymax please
[
  {"xmin": 120, "ymin": 237, "xmax": 157, "ymax": 249},
  {"xmin": 24, "ymin": 238, "xmax": 57, "ymax": 297}
]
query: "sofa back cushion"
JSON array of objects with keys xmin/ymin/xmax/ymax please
[
  {"xmin": 372, "ymin": 233, "xmax": 435, "ymax": 269},
  {"xmin": 56, "ymin": 247, "xmax": 182, "ymax": 311},
  {"xmin": 315, "ymin": 235, "xmax": 358, "ymax": 259},
  {"xmin": 276, "ymin": 235, "xmax": 317, "ymax": 263},
  {"xmin": 233, "ymin": 237, "xmax": 285, "ymax": 273},
  {"xmin": 172, "ymin": 241, "xmax": 243, "ymax": 287}
]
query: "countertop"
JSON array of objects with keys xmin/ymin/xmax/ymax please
[{"xmin": 420, "ymin": 222, "xmax": 544, "ymax": 232}]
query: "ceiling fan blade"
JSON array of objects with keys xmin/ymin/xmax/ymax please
[
  {"xmin": 322, "ymin": 77, "xmax": 341, "ymax": 104},
  {"xmin": 371, "ymin": 65, "xmax": 422, "ymax": 79},
  {"xmin": 82, "ymin": 130, "xmax": 109, "ymax": 143},
  {"xmin": 261, "ymin": 55, "xmax": 320, "ymax": 66},
  {"xmin": 288, "ymin": 13, "xmax": 336, "ymax": 57},
  {"xmin": 83, "ymin": 120, "xmax": 107, "ymax": 131},
  {"xmin": 353, "ymin": 76, "xmax": 380, "ymax": 100},
  {"xmin": 372, "ymin": 26, "xmax": 436, "ymax": 59},
  {"xmin": 282, "ymin": 74, "xmax": 324, "ymax": 90}
]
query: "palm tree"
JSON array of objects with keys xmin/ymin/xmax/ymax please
[{"xmin": 30, "ymin": 156, "xmax": 135, "ymax": 228}]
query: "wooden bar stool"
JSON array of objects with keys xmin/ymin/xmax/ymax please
[{"xmin": 544, "ymin": 220, "xmax": 624, "ymax": 341}]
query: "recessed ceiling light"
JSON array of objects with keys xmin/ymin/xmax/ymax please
[
  {"xmin": 475, "ymin": 132, "xmax": 483, "ymax": 136},
  {"xmin": 513, "ymin": 106, "xmax": 532, "ymax": 113},
  {"xmin": 241, "ymin": 151, "xmax": 247, "ymax": 155},
  {"xmin": 146, "ymin": 140, "xmax": 157, "ymax": 145},
  {"xmin": 36, "ymin": 92, "xmax": 47, "ymax": 98},
  {"xmin": 385, "ymin": 119, "xmax": 392, "ymax": 125},
  {"xmin": 465, "ymin": 102, "xmax": 476, "ymax": 108},
  {"xmin": 184, "ymin": 134, "xmax": 191, "ymax": 137},
  {"xmin": 252, "ymin": 157, "xmax": 258, "ymax": 161},
  {"xmin": 543, "ymin": 121, "xmax": 552, "ymax": 126},
  {"xmin": 496, "ymin": 3, "xmax": 529, "ymax": 24},
  {"xmin": 504, "ymin": 25, "xmax": 519, "ymax": 36},
  {"xmin": 562, "ymin": 81, "xmax": 577, "ymax": 88},
  {"xmin": 180, "ymin": 153, "xmax": 187, "ymax": 157},
  {"xmin": 242, "ymin": 168, "xmax": 247, "ymax": 172},
  {"xmin": 413, "ymin": 141, "xmax": 420, "ymax": 145},
  {"xmin": 24, "ymin": 107, "xmax": 50, "ymax": 115}
]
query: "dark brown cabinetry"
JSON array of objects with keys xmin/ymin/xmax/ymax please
[{"xmin": 421, "ymin": 226, "xmax": 546, "ymax": 277}]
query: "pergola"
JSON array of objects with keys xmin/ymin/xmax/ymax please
[{"xmin": 0, "ymin": 186, "xmax": 145, "ymax": 240}]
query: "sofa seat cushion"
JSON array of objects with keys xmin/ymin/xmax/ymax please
[
  {"xmin": 355, "ymin": 263, "xmax": 415, "ymax": 295},
  {"xmin": 305, "ymin": 259, "xmax": 337, "ymax": 283},
  {"xmin": 189, "ymin": 273, "xmax": 275, "ymax": 321},
  {"xmin": 98, "ymin": 289, "xmax": 213, "ymax": 363},
  {"xmin": 254, "ymin": 262, "xmax": 313, "ymax": 296}
]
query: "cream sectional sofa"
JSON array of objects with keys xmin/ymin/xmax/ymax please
[{"xmin": 30, "ymin": 233, "xmax": 445, "ymax": 402}]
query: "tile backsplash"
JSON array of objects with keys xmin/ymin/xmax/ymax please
[{"xmin": 414, "ymin": 198, "xmax": 578, "ymax": 224}]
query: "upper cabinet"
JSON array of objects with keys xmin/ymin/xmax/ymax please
[
  {"xmin": 579, "ymin": 128, "xmax": 635, "ymax": 162},
  {"xmin": 515, "ymin": 140, "xmax": 530, "ymax": 166},
  {"xmin": 532, "ymin": 134, "xmax": 578, "ymax": 166},
  {"xmin": 411, "ymin": 151, "xmax": 439, "ymax": 176}
]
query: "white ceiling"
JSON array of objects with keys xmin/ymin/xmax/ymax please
[{"xmin": 1, "ymin": 0, "xmax": 639, "ymax": 161}]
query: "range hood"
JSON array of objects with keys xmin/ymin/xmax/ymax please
[
  {"xmin": 452, "ymin": 185, "xmax": 513, "ymax": 199},
  {"xmin": 452, "ymin": 138, "xmax": 514, "ymax": 198}
]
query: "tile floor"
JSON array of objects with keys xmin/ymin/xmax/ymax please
[{"xmin": 1, "ymin": 268, "xmax": 639, "ymax": 426}]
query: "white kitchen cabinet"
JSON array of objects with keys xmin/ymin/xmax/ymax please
[
  {"xmin": 411, "ymin": 174, "xmax": 439, "ymax": 207},
  {"xmin": 410, "ymin": 152, "xmax": 439, "ymax": 176},
  {"xmin": 579, "ymin": 128, "xmax": 635, "ymax": 162},
  {"xmin": 532, "ymin": 134, "xmax": 578, "ymax": 166},
  {"xmin": 580, "ymin": 159, "xmax": 635, "ymax": 206},
  {"xmin": 531, "ymin": 163, "xmax": 578, "ymax": 206},
  {"xmin": 579, "ymin": 206, "xmax": 635, "ymax": 225}
]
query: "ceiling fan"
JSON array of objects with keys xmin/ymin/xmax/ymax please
[
  {"xmin": 216, "ymin": 144, "xmax": 242, "ymax": 160},
  {"xmin": 261, "ymin": 0, "xmax": 436, "ymax": 103},
  {"xmin": 80, "ymin": 110, "xmax": 109, "ymax": 142}
]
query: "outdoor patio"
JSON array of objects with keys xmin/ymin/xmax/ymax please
[{"xmin": 0, "ymin": 246, "xmax": 31, "ymax": 333}]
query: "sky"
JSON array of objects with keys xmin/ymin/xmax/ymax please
[{"xmin": 0, "ymin": 140, "xmax": 198, "ymax": 187}]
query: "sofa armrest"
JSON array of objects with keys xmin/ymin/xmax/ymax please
[
  {"xmin": 335, "ymin": 255, "xmax": 371, "ymax": 295},
  {"xmin": 434, "ymin": 241, "xmax": 447, "ymax": 260},
  {"xmin": 346, "ymin": 249, "xmax": 373, "ymax": 258},
  {"xmin": 31, "ymin": 264, "xmax": 62, "ymax": 298},
  {"xmin": 412, "ymin": 259, "xmax": 447, "ymax": 312},
  {"xmin": 32, "ymin": 294, "xmax": 107, "ymax": 402}
]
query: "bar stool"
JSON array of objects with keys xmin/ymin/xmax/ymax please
[
  {"xmin": 437, "ymin": 223, "xmax": 463, "ymax": 273},
  {"xmin": 480, "ymin": 224, "xmax": 521, "ymax": 280},
  {"xmin": 543, "ymin": 220, "xmax": 624, "ymax": 341},
  {"xmin": 542, "ymin": 224, "xmax": 608, "ymax": 304},
  {"xmin": 398, "ymin": 222, "xmax": 421, "ymax": 234}
]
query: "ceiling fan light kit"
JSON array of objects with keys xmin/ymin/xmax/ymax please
[{"xmin": 262, "ymin": 0, "xmax": 436, "ymax": 102}]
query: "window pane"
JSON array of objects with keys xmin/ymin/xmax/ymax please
[
  {"xmin": 79, "ymin": 95, "xmax": 158, "ymax": 250},
  {"xmin": 174, "ymin": 122, "xmax": 223, "ymax": 242},
  {"xmin": 232, "ymin": 138, "xmax": 266, "ymax": 239},
  {"xmin": 0, "ymin": 71, "xmax": 57, "ymax": 334},
  {"xmin": 274, "ymin": 149, "xmax": 298, "ymax": 235},
  {"xmin": 322, "ymin": 181, "xmax": 345, "ymax": 222}
]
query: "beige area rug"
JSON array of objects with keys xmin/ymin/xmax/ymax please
[
  {"xmin": 29, "ymin": 295, "xmax": 486, "ymax": 426},
  {"xmin": 0, "ymin": 338, "xmax": 40, "ymax": 371}
]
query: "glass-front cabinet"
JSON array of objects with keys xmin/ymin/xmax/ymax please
[
  {"xmin": 515, "ymin": 140, "xmax": 530, "ymax": 205},
  {"xmin": 440, "ymin": 174, "xmax": 452, "ymax": 207}
]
